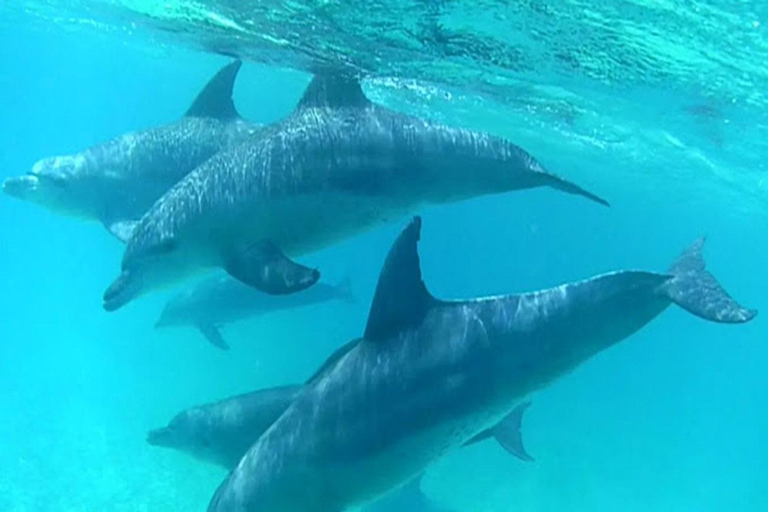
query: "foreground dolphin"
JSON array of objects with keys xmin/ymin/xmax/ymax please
[
  {"xmin": 207, "ymin": 217, "xmax": 755, "ymax": 512},
  {"xmin": 103, "ymin": 73, "xmax": 608, "ymax": 311},
  {"xmin": 2, "ymin": 60, "xmax": 258, "ymax": 240},
  {"xmin": 155, "ymin": 276, "xmax": 354, "ymax": 350}
]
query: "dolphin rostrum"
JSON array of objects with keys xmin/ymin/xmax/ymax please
[
  {"xmin": 154, "ymin": 275, "xmax": 355, "ymax": 350},
  {"xmin": 103, "ymin": 73, "xmax": 608, "ymax": 311},
  {"xmin": 2, "ymin": 60, "xmax": 259, "ymax": 241},
  {"xmin": 206, "ymin": 217, "xmax": 755, "ymax": 512}
]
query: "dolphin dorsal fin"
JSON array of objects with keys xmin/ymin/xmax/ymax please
[
  {"xmin": 296, "ymin": 73, "xmax": 370, "ymax": 110},
  {"xmin": 185, "ymin": 59, "xmax": 242, "ymax": 119},
  {"xmin": 364, "ymin": 217, "xmax": 435, "ymax": 342}
]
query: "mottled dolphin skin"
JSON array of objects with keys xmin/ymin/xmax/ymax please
[
  {"xmin": 103, "ymin": 73, "xmax": 609, "ymax": 311},
  {"xmin": 207, "ymin": 217, "xmax": 756, "ymax": 512},
  {"xmin": 154, "ymin": 276, "xmax": 355, "ymax": 350},
  {"xmin": 2, "ymin": 60, "xmax": 259, "ymax": 240},
  {"xmin": 147, "ymin": 384, "xmax": 529, "ymax": 508}
]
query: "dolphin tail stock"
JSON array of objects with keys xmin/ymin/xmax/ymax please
[
  {"xmin": 336, "ymin": 276, "xmax": 356, "ymax": 303},
  {"xmin": 224, "ymin": 240, "xmax": 320, "ymax": 295},
  {"xmin": 541, "ymin": 171, "xmax": 610, "ymax": 207},
  {"xmin": 661, "ymin": 237, "xmax": 757, "ymax": 323}
]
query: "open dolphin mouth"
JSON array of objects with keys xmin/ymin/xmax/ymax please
[{"xmin": 2, "ymin": 175, "xmax": 39, "ymax": 199}]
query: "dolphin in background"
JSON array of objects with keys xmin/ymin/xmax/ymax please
[
  {"xmin": 206, "ymin": 217, "xmax": 755, "ymax": 512},
  {"xmin": 147, "ymin": 385, "xmax": 530, "ymax": 509},
  {"xmin": 2, "ymin": 60, "xmax": 259, "ymax": 241},
  {"xmin": 103, "ymin": 72, "xmax": 609, "ymax": 311},
  {"xmin": 155, "ymin": 275, "xmax": 355, "ymax": 350}
]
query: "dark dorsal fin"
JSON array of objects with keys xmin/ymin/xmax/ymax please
[
  {"xmin": 296, "ymin": 73, "xmax": 370, "ymax": 110},
  {"xmin": 185, "ymin": 59, "xmax": 242, "ymax": 119},
  {"xmin": 364, "ymin": 217, "xmax": 435, "ymax": 342}
]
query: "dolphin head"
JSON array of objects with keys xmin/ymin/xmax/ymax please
[
  {"xmin": 154, "ymin": 295, "xmax": 187, "ymax": 328},
  {"xmin": 147, "ymin": 410, "xmax": 219, "ymax": 464},
  {"xmin": 104, "ymin": 233, "xmax": 197, "ymax": 312},
  {"xmin": 3, "ymin": 155, "xmax": 98, "ymax": 217}
]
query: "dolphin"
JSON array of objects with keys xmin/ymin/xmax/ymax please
[
  {"xmin": 2, "ymin": 60, "xmax": 259, "ymax": 241},
  {"xmin": 206, "ymin": 217, "xmax": 756, "ymax": 512},
  {"xmin": 103, "ymin": 73, "xmax": 609, "ymax": 311},
  {"xmin": 154, "ymin": 275, "xmax": 355, "ymax": 350}
]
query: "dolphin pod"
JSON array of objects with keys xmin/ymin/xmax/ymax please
[
  {"xmin": 102, "ymin": 73, "xmax": 608, "ymax": 311},
  {"xmin": 2, "ymin": 60, "xmax": 259, "ymax": 241},
  {"xmin": 2, "ymin": 59, "xmax": 758, "ymax": 511},
  {"xmin": 205, "ymin": 217, "xmax": 754, "ymax": 512}
]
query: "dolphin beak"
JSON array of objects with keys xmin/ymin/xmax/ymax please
[
  {"xmin": 2, "ymin": 175, "xmax": 39, "ymax": 199},
  {"xmin": 103, "ymin": 270, "xmax": 139, "ymax": 312},
  {"xmin": 146, "ymin": 427, "xmax": 173, "ymax": 447}
]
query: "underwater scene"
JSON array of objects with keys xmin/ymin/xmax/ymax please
[{"xmin": 0, "ymin": 1, "xmax": 766, "ymax": 511}]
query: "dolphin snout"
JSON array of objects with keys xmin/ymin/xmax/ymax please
[
  {"xmin": 2, "ymin": 175, "xmax": 39, "ymax": 199},
  {"xmin": 146, "ymin": 427, "xmax": 174, "ymax": 447},
  {"xmin": 103, "ymin": 270, "xmax": 140, "ymax": 312}
]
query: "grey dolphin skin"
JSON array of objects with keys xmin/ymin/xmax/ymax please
[
  {"xmin": 103, "ymin": 73, "xmax": 609, "ymax": 311},
  {"xmin": 206, "ymin": 217, "xmax": 755, "ymax": 512},
  {"xmin": 147, "ymin": 384, "xmax": 530, "ymax": 506},
  {"xmin": 155, "ymin": 276, "xmax": 355, "ymax": 350},
  {"xmin": 2, "ymin": 60, "xmax": 258, "ymax": 241}
]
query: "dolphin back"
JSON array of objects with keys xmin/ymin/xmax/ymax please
[{"xmin": 661, "ymin": 237, "xmax": 757, "ymax": 323}]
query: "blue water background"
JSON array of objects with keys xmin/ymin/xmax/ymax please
[{"xmin": 0, "ymin": 17, "xmax": 766, "ymax": 512}]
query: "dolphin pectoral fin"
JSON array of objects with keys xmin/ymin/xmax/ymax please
[
  {"xmin": 105, "ymin": 219, "xmax": 139, "ymax": 244},
  {"xmin": 492, "ymin": 402, "xmax": 534, "ymax": 462},
  {"xmin": 462, "ymin": 402, "xmax": 533, "ymax": 462},
  {"xmin": 364, "ymin": 217, "xmax": 437, "ymax": 343},
  {"xmin": 662, "ymin": 237, "xmax": 757, "ymax": 323},
  {"xmin": 224, "ymin": 241, "xmax": 320, "ymax": 295},
  {"xmin": 185, "ymin": 59, "xmax": 242, "ymax": 119},
  {"xmin": 197, "ymin": 323, "xmax": 229, "ymax": 351}
]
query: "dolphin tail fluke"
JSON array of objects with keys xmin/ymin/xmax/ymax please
[
  {"xmin": 225, "ymin": 240, "xmax": 320, "ymax": 295},
  {"xmin": 197, "ymin": 323, "xmax": 230, "ymax": 351},
  {"xmin": 492, "ymin": 402, "xmax": 534, "ymax": 462},
  {"xmin": 662, "ymin": 237, "xmax": 757, "ymax": 323}
]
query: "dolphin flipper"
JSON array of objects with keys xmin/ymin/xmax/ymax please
[
  {"xmin": 491, "ymin": 402, "xmax": 534, "ymax": 462},
  {"xmin": 185, "ymin": 60, "xmax": 243, "ymax": 120},
  {"xmin": 197, "ymin": 323, "xmax": 230, "ymax": 351},
  {"xmin": 225, "ymin": 241, "xmax": 320, "ymax": 295},
  {"xmin": 463, "ymin": 402, "xmax": 533, "ymax": 462},
  {"xmin": 662, "ymin": 238, "xmax": 757, "ymax": 323}
]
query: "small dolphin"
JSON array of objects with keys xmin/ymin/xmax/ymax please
[
  {"xmin": 155, "ymin": 275, "xmax": 355, "ymax": 350},
  {"xmin": 207, "ymin": 217, "xmax": 755, "ymax": 512},
  {"xmin": 2, "ymin": 60, "xmax": 259, "ymax": 241},
  {"xmin": 103, "ymin": 73, "xmax": 608, "ymax": 311}
]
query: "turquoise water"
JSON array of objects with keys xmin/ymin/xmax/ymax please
[{"xmin": 0, "ymin": 3, "xmax": 766, "ymax": 512}]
